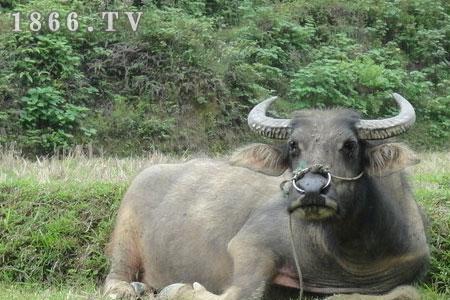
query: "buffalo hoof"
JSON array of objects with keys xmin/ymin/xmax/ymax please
[
  {"xmin": 104, "ymin": 280, "xmax": 137, "ymax": 300},
  {"xmin": 156, "ymin": 282, "xmax": 220, "ymax": 300},
  {"xmin": 131, "ymin": 282, "xmax": 149, "ymax": 297},
  {"xmin": 156, "ymin": 283, "xmax": 194, "ymax": 300},
  {"xmin": 105, "ymin": 280, "xmax": 153, "ymax": 300}
]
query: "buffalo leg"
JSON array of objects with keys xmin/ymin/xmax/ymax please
[
  {"xmin": 158, "ymin": 239, "xmax": 276, "ymax": 300},
  {"xmin": 223, "ymin": 239, "xmax": 277, "ymax": 299},
  {"xmin": 104, "ymin": 215, "xmax": 149, "ymax": 299}
]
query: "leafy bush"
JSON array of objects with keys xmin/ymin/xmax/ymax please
[
  {"xmin": 0, "ymin": 0, "xmax": 449, "ymax": 155},
  {"xmin": 17, "ymin": 87, "xmax": 94, "ymax": 154},
  {"xmin": 0, "ymin": 0, "xmax": 102, "ymax": 154},
  {"xmin": 8, "ymin": 34, "xmax": 81, "ymax": 87},
  {"xmin": 288, "ymin": 40, "xmax": 412, "ymax": 115}
]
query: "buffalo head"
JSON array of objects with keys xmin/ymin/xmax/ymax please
[{"xmin": 230, "ymin": 94, "xmax": 419, "ymax": 220}]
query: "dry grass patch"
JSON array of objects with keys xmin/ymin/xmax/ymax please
[{"xmin": 0, "ymin": 146, "xmax": 187, "ymax": 184}]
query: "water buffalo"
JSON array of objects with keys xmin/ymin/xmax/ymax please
[{"xmin": 104, "ymin": 94, "xmax": 429, "ymax": 300}]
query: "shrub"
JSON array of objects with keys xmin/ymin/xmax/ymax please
[
  {"xmin": 0, "ymin": 0, "xmax": 449, "ymax": 155},
  {"xmin": 17, "ymin": 87, "xmax": 94, "ymax": 154}
]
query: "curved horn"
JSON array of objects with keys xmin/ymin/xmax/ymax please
[
  {"xmin": 247, "ymin": 96, "xmax": 291, "ymax": 139},
  {"xmin": 356, "ymin": 93, "xmax": 416, "ymax": 140}
]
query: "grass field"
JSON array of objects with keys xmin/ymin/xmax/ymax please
[{"xmin": 0, "ymin": 148, "xmax": 449, "ymax": 299}]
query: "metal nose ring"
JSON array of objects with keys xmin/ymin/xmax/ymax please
[{"xmin": 292, "ymin": 172, "xmax": 331, "ymax": 194}]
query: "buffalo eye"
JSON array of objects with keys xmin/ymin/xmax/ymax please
[
  {"xmin": 288, "ymin": 140, "xmax": 299, "ymax": 155},
  {"xmin": 341, "ymin": 140, "xmax": 358, "ymax": 157}
]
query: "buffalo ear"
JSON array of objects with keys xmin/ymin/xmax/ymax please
[
  {"xmin": 365, "ymin": 143, "xmax": 419, "ymax": 176},
  {"xmin": 229, "ymin": 143, "xmax": 289, "ymax": 176}
]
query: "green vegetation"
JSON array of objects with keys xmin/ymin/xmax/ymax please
[
  {"xmin": 0, "ymin": 179, "xmax": 123, "ymax": 285},
  {"xmin": 0, "ymin": 149, "xmax": 180, "ymax": 287},
  {"xmin": 0, "ymin": 150, "xmax": 449, "ymax": 299},
  {"xmin": 0, "ymin": 0, "xmax": 449, "ymax": 299},
  {"xmin": 0, "ymin": 0, "xmax": 449, "ymax": 156},
  {"xmin": 0, "ymin": 283, "xmax": 99, "ymax": 300}
]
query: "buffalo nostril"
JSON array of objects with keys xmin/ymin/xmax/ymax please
[
  {"xmin": 321, "ymin": 183, "xmax": 331, "ymax": 195},
  {"xmin": 294, "ymin": 172, "xmax": 330, "ymax": 194}
]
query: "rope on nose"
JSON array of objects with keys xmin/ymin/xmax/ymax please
[
  {"xmin": 330, "ymin": 171, "xmax": 364, "ymax": 181},
  {"xmin": 290, "ymin": 164, "xmax": 364, "ymax": 185}
]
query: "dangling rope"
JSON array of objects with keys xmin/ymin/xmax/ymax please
[{"xmin": 288, "ymin": 213, "xmax": 304, "ymax": 300}]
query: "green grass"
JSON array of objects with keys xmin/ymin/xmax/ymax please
[
  {"xmin": 0, "ymin": 283, "xmax": 99, "ymax": 300},
  {"xmin": 411, "ymin": 153, "xmax": 450, "ymax": 297},
  {"xmin": 0, "ymin": 150, "xmax": 448, "ymax": 299}
]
